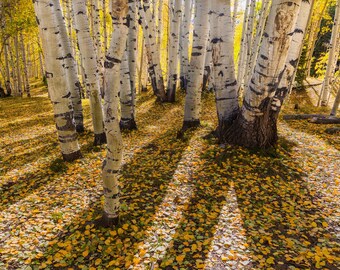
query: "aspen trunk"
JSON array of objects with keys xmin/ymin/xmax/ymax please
[
  {"xmin": 210, "ymin": 0, "xmax": 239, "ymax": 135},
  {"xmin": 182, "ymin": 0, "xmax": 210, "ymax": 130},
  {"xmin": 331, "ymin": 85, "xmax": 340, "ymax": 116},
  {"xmin": 3, "ymin": 42, "xmax": 11, "ymax": 96},
  {"xmin": 247, "ymin": 0, "xmax": 270, "ymax": 89},
  {"xmin": 232, "ymin": 0, "xmax": 239, "ymax": 33},
  {"xmin": 224, "ymin": 0, "xmax": 302, "ymax": 148},
  {"xmin": 138, "ymin": 0, "xmax": 167, "ymax": 101},
  {"xmin": 179, "ymin": 0, "xmax": 192, "ymax": 90},
  {"xmin": 320, "ymin": 0, "xmax": 340, "ymax": 106},
  {"xmin": 14, "ymin": 34, "xmax": 22, "ymax": 97},
  {"xmin": 54, "ymin": 0, "xmax": 85, "ymax": 132},
  {"xmin": 34, "ymin": 0, "xmax": 82, "ymax": 162},
  {"xmin": 101, "ymin": 0, "xmax": 129, "ymax": 226},
  {"xmin": 127, "ymin": 0, "xmax": 138, "ymax": 106},
  {"xmin": 271, "ymin": 0, "xmax": 314, "ymax": 115},
  {"xmin": 120, "ymin": 50, "xmax": 137, "ymax": 130},
  {"xmin": 236, "ymin": 0, "xmax": 250, "ymax": 94},
  {"xmin": 73, "ymin": 0, "xmax": 106, "ymax": 145},
  {"xmin": 166, "ymin": 0, "xmax": 182, "ymax": 102},
  {"xmin": 243, "ymin": 0, "xmax": 256, "ymax": 90},
  {"xmin": 203, "ymin": 33, "xmax": 213, "ymax": 92},
  {"xmin": 20, "ymin": 33, "xmax": 31, "ymax": 97}
]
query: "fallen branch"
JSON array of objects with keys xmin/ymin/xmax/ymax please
[
  {"xmin": 309, "ymin": 117, "xmax": 340, "ymax": 124},
  {"xmin": 325, "ymin": 127, "xmax": 340, "ymax": 134},
  {"xmin": 283, "ymin": 114, "xmax": 326, "ymax": 120}
]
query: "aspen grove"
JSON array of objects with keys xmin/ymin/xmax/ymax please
[{"xmin": 0, "ymin": 0, "xmax": 339, "ymax": 268}]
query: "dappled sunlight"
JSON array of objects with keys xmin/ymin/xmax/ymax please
[
  {"xmin": 205, "ymin": 185, "xmax": 252, "ymax": 269},
  {"xmin": 133, "ymin": 129, "xmax": 205, "ymax": 268}
]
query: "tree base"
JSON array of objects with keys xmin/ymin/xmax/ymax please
[
  {"xmin": 76, "ymin": 124, "xmax": 85, "ymax": 133},
  {"xmin": 94, "ymin": 212, "xmax": 119, "ymax": 228},
  {"xmin": 222, "ymin": 115, "xmax": 278, "ymax": 149},
  {"xmin": 177, "ymin": 120, "xmax": 200, "ymax": 139},
  {"xmin": 94, "ymin": 132, "xmax": 107, "ymax": 146},
  {"xmin": 62, "ymin": 150, "xmax": 82, "ymax": 162},
  {"xmin": 120, "ymin": 118, "xmax": 138, "ymax": 130}
]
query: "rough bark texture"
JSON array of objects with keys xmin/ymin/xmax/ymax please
[
  {"xmin": 54, "ymin": 0, "xmax": 84, "ymax": 132},
  {"xmin": 120, "ymin": 50, "xmax": 137, "ymax": 130},
  {"xmin": 182, "ymin": 0, "xmax": 210, "ymax": 130},
  {"xmin": 271, "ymin": 0, "xmax": 314, "ymax": 116},
  {"xmin": 138, "ymin": 0, "xmax": 166, "ymax": 101},
  {"xmin": 102, "ymin": 0, "xmax": 129, "ymax": 224},
  {"xmin": 223, "ymin": 0, "xmax": 302, "ymax": 148},
  {"xmin": 179, "ymin": 0, "xmax": 192, "ymax": 90},
  {"xmin": 34, "ymin": 0, "xmax": 81, "ymax": 161},
  {"xmin": 210, "ymin": 0, "xmax": 239, "ymax": 137},
  {"xmin": 166, "ymin": 0, "xmax": 182, "ymax": 102},
  {"xmin": 73, "ymin": 0, "xmax": 106, "ymax": 145}
]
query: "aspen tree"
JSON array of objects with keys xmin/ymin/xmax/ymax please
[
  {"xmin": 127, "ymin": 0, "xmax": 138, "ymax": 110},
  {"xmin": 271, "ymin": 0, "xmax": 314, "ymax": 115},
  {"xmin": 54, "ymin": 0, "xmax": 85, "ymax": 132},
  {"xmin": 72, "ymin": 0, "xmax": 106, "ymax": 145},
  {"xmin": 224, "ymin": 0, "xmax": 302, "ymax": 148},
  {"xmin": 179, "ymin": 0, "xmax": 192, "ymax": 89},
  {"xmin": 20, "ymin": 33, "xmax": 31, "ymax": 97},
  {"xmin": 182, "ymin": 0, "xmax": 210, "ymax": 130},
  {"xmin": 138, "ymin": 0, "xmax": 167, "ymax": 101},
  {"xmin": 33, "ymin": 0, "xmax": 82, "ymax": 161},
  {"xmin": 101, "ymin": 0, "xmax": 129, "ymax": 226},
  {"xmin": 237, "ymin": 0, "xmax": 250, "ymax": 93},
  {"xmin": 166, "ymin": 0, "xmax": 182, "ymax": 102},
  {"xmin": 320, "ymin": 0, "xmax": 340, "ymax": 106},
  {"xmin": 210, "ymin": 0, "xmax": 239, "ymax": 135},
  {"xmin": 120, "ymin": 50, "xmax": 137, "ymax": 130}
]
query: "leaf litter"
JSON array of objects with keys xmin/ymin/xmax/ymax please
[{"xmin": 0, "ymin": 89, "xmax": 339, "ymax": 269}]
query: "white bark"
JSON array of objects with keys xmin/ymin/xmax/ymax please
[
  {"xmin": 232, "ymin": 0, "xmax": 239, "ymax": 33},
  {"xmin": 20, "ymin": 33, "xmax": 30, "ymax": 98},
  {"xmin": 271, "ymin": 0, "xmax": 314, "ymax": 112},
  {"xmin": 54, "ymin": 0, "xmax": 84, "ymax": 131},
  {"xmin": 203, "ymin": 32, "xmax": 213, "ymax": 92},
  {"xmin": 166, "ymin": 0, "xmax": 182, "ymax": 101},
  {"xmin": 34, "ymin": 0, "xmax": 82, "ymax": 161},
  {"xmin": 236, "ymin": 0, "xmax": 250, "ymax": 93},
  {"xmin": 242, "ymin": 0, "xmax": 256, "ymax": 89},
  {"xmin": 14, "ymin": 34, "xmax": 22, "ymax": 97},
  {"xmin": 102, "ymin": 0, "xmax": 129, "ymax": 221},
  {"xmin": 183, "ymin": 0, "xmax": 210, "ymax": 127},
  {"xmin": 210, "ymin": 0, "xmax": 239, "ymax": 128},
  {"xmin": 246, "ymin": 0, "xmax": 270, "ymax": 90},
  {"xmin": 242, "ymin": 0, "xmax": 301, "ymax": 122},
  {"xmin": 73, "ymin": 0, "xmax": 106, "ymax": 145},
  {"xmin": 179, "ymin": 0, "xmax": 192, "ymax": 89},
  {"xmin": 321, "ymin": 0, "xmax": 340, "ymax": 106},
  {"xmin": 127, "ymin": 0, "xmax": 138, "ymax": 105},
  {"xmin": 120, "ymin": 50, "xmax": 136, "ymax": 129},
  {"xmin": 138, "ymin": 0, "xmax": 166, "ymax": 101},
  {"xmin": 331, "ymin": 83, "xmax": 340, "ymax": 116}
]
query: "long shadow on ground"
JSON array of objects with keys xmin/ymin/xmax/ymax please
[
  {"xmin": 28, "ymin": 128, "xmax": 194, "ymax": 269},
  {"xmin": 158, "ymin": 137, "xmax": 338, "ymax": 269}
]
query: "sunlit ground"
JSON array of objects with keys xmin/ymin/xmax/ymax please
[{"xmin": 0, "ymin": 84, "xmax": 339, "ymax": 269}]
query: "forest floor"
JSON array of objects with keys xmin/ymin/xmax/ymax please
[{"xmin": 0, "ymin": 82, "xmax": 339, "ymax": 270}]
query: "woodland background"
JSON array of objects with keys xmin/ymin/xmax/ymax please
[{"xmin": 0, "ymin": 0, "xmax": 339, "ymax": 269}]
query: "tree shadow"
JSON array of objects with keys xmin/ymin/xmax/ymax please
[
  {"xmin": 28, "ymin": 127, "xmax": 194, "ymax": 269},
  {"xmin": 157, "ymin": 137, "xmax": 338, "ymax": 269}
]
